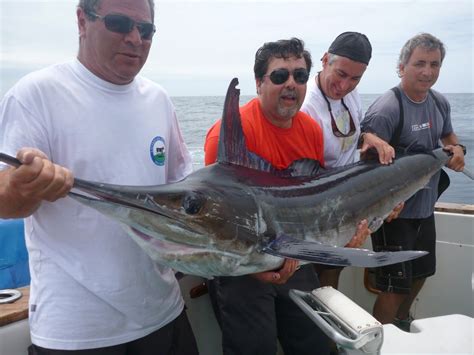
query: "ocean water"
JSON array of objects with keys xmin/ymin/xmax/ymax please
[{"xmin": 173, "ymin": 93, "xmax": 474, "ymax": 205}]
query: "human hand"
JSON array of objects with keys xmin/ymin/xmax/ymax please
[
  {"xmin": 360, "ymin": 133, "xmax": 395, "ymax": 165},
  {"xmin": 10, "ymin": 147, "xmax": 74, "ymax": 202},
  {"xmin": 385, "ymin": 202, "xmax": 404, "ymax": 222},
  {"xmin": 251, "ymin": 258, "xmax": 299, "ymax": 285},
  {"xmin": 345, "ymin": 219, "xmax": 370, "ymax": 248},
  {"xmin": 443, "ymin": 145, "xmax": 465, "ymax": 172}
]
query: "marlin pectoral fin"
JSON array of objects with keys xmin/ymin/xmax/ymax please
[
  {"xmin": 285, "ymin": 158, "xmax": 322, "ymax": 178},
  {"xmin": 261, "ymin": 234, "xmax": 428, "ymax": 267}
]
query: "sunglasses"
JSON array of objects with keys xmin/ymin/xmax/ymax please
[
  {"xmin": 264, "ymin": 68, "xmax": 309, "ymax": 85},
  {"xmin": 88, "ymin": 12, "xmax": 156, "ymax": 40},
  {"xmin": 329, "ymin": 101, "xmax": 356, "ymax": 137}
]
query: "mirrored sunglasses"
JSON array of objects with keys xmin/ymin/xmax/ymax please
[
  {"xmin": 265, "ymin": 68, "xmax": 309, "ymax": 85},
  {"xmin": 88, "ymin": 12, "xmax": 156, "ymax": 40},
  {"xmin": 329, "ymin": 105, "xmax": 356, "ymax": 138}
]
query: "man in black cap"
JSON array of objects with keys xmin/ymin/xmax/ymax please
[{"xmin": 301, "ymin": 31, "xmax": 398, "ymax": 289}]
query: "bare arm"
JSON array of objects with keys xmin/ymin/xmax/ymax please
[
  {"xmin": 0, "ymin": 148, "xmax": 74, "ymax": 218},
  {"xmin": 441, "ymin": 132, "xmax": 465, "ymax": 172}
]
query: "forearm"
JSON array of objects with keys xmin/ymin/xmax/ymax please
[
  {"xmin": 441, "ymin": 132, "xmax": 459, "ymax": 146},
  {"xmin": 0, "ymin": 168, "xmax": 41, "ymax": 218},
  {"xmin": 441, "ymin": 132, "xmax": 465, "ymax": 171}
]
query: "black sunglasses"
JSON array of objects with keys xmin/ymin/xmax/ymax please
[
  {"xmin": 264, "ymin": 68, "xmax": 309, "ymax": 85},
  {"xmin": 88, "ymin": 12, "xmax": 156, "ymax": 40},
  {"xmin": 317, "ymin": 73, "xmax": 356, "ymax": 137}
]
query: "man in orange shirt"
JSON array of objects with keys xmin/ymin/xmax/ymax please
[
  {"xmin": 204, "ymin": 38, "xmax": 367, "ymax": 355},
  {"xmin": 205, "ymin": 38, "xmax": 324, "ymax": 171}
]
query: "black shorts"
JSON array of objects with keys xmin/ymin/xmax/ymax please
[
  {"xmin": 371, "ymin": 214, "xmax": 436, "ymax": 294},
  {"xmin": 28, "ymin": 309, "xmax": 198, "ymax": 355}
]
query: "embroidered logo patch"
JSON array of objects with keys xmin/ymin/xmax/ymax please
[
  {"xmin": 411, "ymin": 121, "xmax": 431, "ymax": 132},
  {"xmin": 150, "ymin": 136, "xmax": 166, "ymax": 166}
]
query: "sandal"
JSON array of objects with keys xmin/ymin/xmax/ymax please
[{"xmin": 393, "ymin": 315, "xmax": 414, "ymax": 332}]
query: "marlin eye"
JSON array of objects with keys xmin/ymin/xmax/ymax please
[{"xmin": 183, "ymin": 193, "xmax": 204, "ymax": 215}]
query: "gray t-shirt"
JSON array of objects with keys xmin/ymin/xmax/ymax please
[{"xmin": 361, "ymin": 86, "xmax": 453, "ymax": 218}]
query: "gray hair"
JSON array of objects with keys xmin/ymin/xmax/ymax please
[
  {"xmin": 327, "ymin": 53, "xmax": 339, "ymax": 65},
  {"xmin": 397, "ymin": 33, "xmax": 446, "ymax": 74},
  {"xmin": 78, "ymin": 0, "xmax": 155, "ymax": 22}
]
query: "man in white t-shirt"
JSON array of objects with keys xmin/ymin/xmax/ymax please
[
  {"xmin": 0, "ymin": 0, "xmax": 199, "ymax": 354},
  {"xmin": 301, "ymin": 32, "xmax": 398, "ymax": 289}
]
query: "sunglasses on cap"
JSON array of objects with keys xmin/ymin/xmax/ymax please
[
  {"xmin": 87, "ymin": 12, "xmax": 156, "ymax": 40},
  {"xmin": 264, "ymin": 68, "xmax": 309, "ymax": 85}
]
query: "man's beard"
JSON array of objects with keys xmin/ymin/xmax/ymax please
[
  {"xmin": 277, "ymin": 105, "xmax": 298, "ymax": 120},
  {"xmin": 277, "ymin": 89, "xmax": 299, "ymax": 120}
]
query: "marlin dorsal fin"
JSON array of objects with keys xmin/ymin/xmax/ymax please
[
  {"xmin": 216, "ymin": 78, "xmax": 324, "ymax": 177},
  {"xmin": 217, "ymin": 78, "xmax": 275, "ymax": 173},
  {"xmin": 217, "ymin": 78, "xmax": 246, "ymax": 165}
]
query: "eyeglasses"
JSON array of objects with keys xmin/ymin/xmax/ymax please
[
  {"xmin": 264, "ymin": 68, "xmax": 309, "ymax": 85},
  {"xmin": 87, "ymin": 12, "xmax": 156, "ymax": 40},
  {"xmin": 317, "ymin": 73, "xmax": 356, "ymax": 137}
]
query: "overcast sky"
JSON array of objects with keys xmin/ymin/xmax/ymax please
[{"xmin": 0, "ymin": 0, "xmax": 472, "ymax": 96}]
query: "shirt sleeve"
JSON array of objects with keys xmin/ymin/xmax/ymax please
[
  {"xmin": 360, "ymin": 93, "xmax": 399, "ymax": 143},
  {"xmin": 166, "ymin": 107, "xmax": 193, "ymax": 183},
  {"xmin": 203, "ymin": 120, "xmax": 221, "ymax": 166},
  {"xmin": 441, "ymin": 99, "xmax": 453, "ymax": 138},
  {"xmin": 0, "ymin": 93, "xmax": 50, "ymax": 160}
]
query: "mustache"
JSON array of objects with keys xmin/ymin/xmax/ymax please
[{"xmin": 280, "ymin": 89, "xmax": 297, "ymax": 100}]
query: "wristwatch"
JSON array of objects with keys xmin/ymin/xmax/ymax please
[
  {"xmin": 454, "ymin": 143, "xmax": 467, "ymax": 155},
  {"xmin": 357, "ymin": 132, "xmax": 366, "ymax": 147}
]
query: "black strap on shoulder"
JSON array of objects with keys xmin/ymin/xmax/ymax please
[
  {"xmin": 428, "ymin": 90, "xmax": 446, "ymax": 119},
  {"xmin": 390, "ymin": 87, "xmax": 451, "ymax": 201},
  {"xmin": 390, "ymin": 87, "xmax": 446, "ymax": 148},
  {"xmin": 390, "ymin": 87, "xmax": 404, "ymax": 147}
]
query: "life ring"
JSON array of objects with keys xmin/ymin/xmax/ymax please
[{"xmin": 0, "ymin": 289, "xmax": 22, "ymax": 304}]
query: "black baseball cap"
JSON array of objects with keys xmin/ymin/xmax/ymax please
[{"xmin": 328, "ymin": 32, "xmax": 372, "ymax": 65}]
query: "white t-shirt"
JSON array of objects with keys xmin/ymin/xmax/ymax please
[
  {"xmin": 301, "ymin": 74, "xmax": 362, "ymax": 168},
  {"xmin": 0, "ymin": 59, "xmax": 193, "ymax": 350}
]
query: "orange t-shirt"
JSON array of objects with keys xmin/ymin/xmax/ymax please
[{"xmin": 204, "ymin": 98, "xmax": 324, "ymax": 169}]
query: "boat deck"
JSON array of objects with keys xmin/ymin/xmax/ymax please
[{"xmin": 0, "ymin": 287, "xmax": 29, "ymax": 327}]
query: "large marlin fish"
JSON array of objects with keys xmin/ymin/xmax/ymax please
[{"xmin": 0, "ymin": 79, "xmax": 450, "ymax": 278}]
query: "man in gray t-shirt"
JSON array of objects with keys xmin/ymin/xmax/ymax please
[{"xmin": 361, "ymin": 33, "xmax": 465, "ymax": 330}]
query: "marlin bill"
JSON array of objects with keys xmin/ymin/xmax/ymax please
[{"xmin": 0, "ymin": 79, "xmax": 451, "ymax": 278}]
